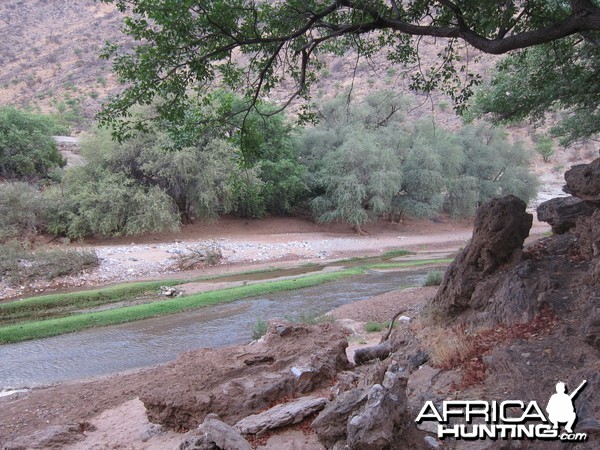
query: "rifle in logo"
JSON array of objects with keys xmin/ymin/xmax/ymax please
[{"xmin": 546, "ymin": 380, "xmax": 586, "ymax": 433}]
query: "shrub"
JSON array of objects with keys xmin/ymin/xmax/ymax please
[
  {"xmin": 364, "ymin": 320, "xmax": 396, "ymax": 332},
  {"xmin": 251, "ymin": 319, "xmax": 268, "ymax": 340},
  {"xmin": 45, "ymin": 170, "xmax": 180, "ymax": 238},
  {"xmin": 0, "ymin": 182, "xmax": 47, "ymax": 240},
  {"xmin": 535, "ymin": 135, "xmax": 555, "ymax": 162},
  {"xmin": 176, "ymin": 242, "xmax": 224, "ymax": 269},
  {"xmin": 0, "ymin": 107, "xmax": 66, "ymax": 180},
  {"xmin": 423, "ymin": 270, "xmax": 444, "ymax": 287},
  {"xmin": 382, "ymin": 249, "xmax": 411, "ymax": 259},
  {"xmin": 0, "ymin": 241, "xmax": 99, "ymax": 286},
  {"xmin": 364, "ymin": 321, "xmax": 384, "ymax": 332}
]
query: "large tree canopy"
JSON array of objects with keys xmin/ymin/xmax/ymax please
[
  {"xmin": 472, "ymin": 35, "xmax": 600, "ymax": 144},
  {"xmin": 99, "ymin": 0, "xmax": 600, "ymax": 135}
]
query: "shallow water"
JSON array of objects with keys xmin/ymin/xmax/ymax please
[{"xmin": 0, "ymin": 269, "xmax": 427, "ymax": 389}]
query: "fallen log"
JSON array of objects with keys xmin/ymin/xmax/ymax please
[{"xmin": 353, "ymin": 340, "xmax": 393, "ymax": 365}]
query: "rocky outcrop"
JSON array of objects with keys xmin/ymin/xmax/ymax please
[
  {"xmin": 346, "ymin": 369, "xmax": 408, "ymax": 450},
  {"xmin": 536, "ymin": 196, "xmax": 594, "ymax": 234},
  {"xmin": 563, "ymin": 157, "xmax": 600, "ymax": 202},
  {"xmin": 140, "ymin": 322, "xmax": 349, "ymax": 430},
  {"xmin": 431, "ymin": 195, "xmax": 532, "ymax": 317},
  {"xmin": 312, "ymin": 366, "xmax": 410, "ymax": 449},
  {"xmin": 311, "ymin": 388, "xmax": 369, "ymax": 447},
  {"xmin": 415, "ymin": 159, "xmax": 600, "ymax": 449}
]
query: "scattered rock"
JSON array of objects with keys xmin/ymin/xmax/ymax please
[
  {"xmin": 141, "ymin": 322, "xmax": 349, "ymax": 429},
  {"xmin": 536, "ymin": 197, "xmax": 594, "ymax": 234},
  {"xmin": 140, "ymin": 424, "xmax": 166, "ymax": 442},
  {"xmin": 234, "ymin": 396, "xmax": 327, "ymax": 435},
  {"xmin": 423, "ymin": 435, "xmax": 440, "ymax": 449},
  {"xmin": 179, "ymin": 413, "xmax": 252, "ymax": 450},
  {"xmin": 159, "ymin": 286, "xmax": 181, "ymax": 297}
]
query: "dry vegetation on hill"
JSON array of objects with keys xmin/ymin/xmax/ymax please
[
  {"xmin": 0, "ymin": 0, "xmax": 494, "ymax": 132},
  {"xmin": 0, "ymin": 0, "xmax": 126, "ymax": 127},
  {"xmin": 0, "ymin": 0, "xmax": 595, "ymax": 186}
]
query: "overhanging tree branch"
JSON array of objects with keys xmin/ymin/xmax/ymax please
[{"xmin": 99, "ymin": 0, "xmax": 600, "ymax": 136}]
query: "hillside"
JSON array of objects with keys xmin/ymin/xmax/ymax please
[
  {"xmin": 0, "ymin": 0, "xmax": 126, "ymax": 126},
  {"xmin": 1, "ymin": 0, "xmax": 491, "ymax": 130}
]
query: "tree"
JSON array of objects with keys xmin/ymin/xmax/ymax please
[
  {"xmin": 301, "ymin": 92, "xmax": 405, "ymax": 233},
  {"xmin": 99, "ymin": 0, "xmax": 600, "ymax": 136},
  {"xmin": 535, "ymin": 134, "xmax": 556, "ymax": 162},
  {"xmin": 471, "ymin": 35, "xmax": 600, "ymax": 144},
  {"xmin": 301, "ymin": 92, "xmax": 538, "ymax": 228},
  {"xmin": 0, "ymin": 107, "xmax": 66, "ymax": 180}
]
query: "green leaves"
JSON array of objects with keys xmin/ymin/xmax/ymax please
[
  {"xmin": 0, "ymin": 107, "xmax": 66, "ymax": 181},
  {"xmin": 97, "ymin": 0, "xmax": 600, "ymax": 136},
  {"xmin": 300, "ymin": 91, "xmax": 538, "ymax": 226},
  {"xmin": 472, "ymin": 36, "xmax": 600, "ymax": 143}
]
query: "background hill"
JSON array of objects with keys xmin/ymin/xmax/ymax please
[
  {"xmin": 0, "ymin": 0, "xmax": 595, "ymax": 183},
  {"xmin": 0, "ymin": 0, "xmax": 126, "ymax": 127},
  {"xmin": 0, "ymin": 0, "xmax": 491, "ymax": 130}
]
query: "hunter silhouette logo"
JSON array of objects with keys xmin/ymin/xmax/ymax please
[
  {"xmin": 546, "ymin": 380, "xmax": 586, "ymax": 433},
  {"xmin": 415, "ymin": 380, "xmax": 588, "ymax": 442}
]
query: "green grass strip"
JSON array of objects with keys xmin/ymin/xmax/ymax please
[
  {"xmin": 0, "ymin": 267, "xmax": 287, "ymax": 321},
  {"xmin": 0, "ymin": 268, "xmax": 364, "ymax": 344},
  {"xmin": 0, "ymin": 280, "xmax": 183, "ymax": 320},
  {"xmin": 381, "ymin": 249, "xmax": 413, "ymax": 258}
]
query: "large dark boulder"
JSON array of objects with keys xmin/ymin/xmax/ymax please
[
  {"xmin": 563, "ymin": 157, "xmax": 600, "ymax": 202},
  {"xmin": 537, "ymin": 196, "xmax": 595, "ymax": 234},
  {"xmin": 431, "ymin": 195, "xmax": 532, "ymax": 317}
]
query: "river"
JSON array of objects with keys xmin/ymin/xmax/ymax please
[{"xmin": 0, "ymin": 269, "xmax": 428, "ymax": 389}]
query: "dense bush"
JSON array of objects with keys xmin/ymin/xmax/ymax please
[
  {"xmin": 0, "ymin": 182, "xmax": 47, "ymax": 240},
  {"xmin": 45, "ymin": 170, "xmax": 179, "ymax": 238},
  {"xmin": 300, "ymin": 92, "xmax": 538, "ymax": 228},
  {"xmin": 423, "ymin": 270, "xmax": 444, "ymax": 287},
  {"xmin": 0, "ymin": 107, "xmax": 66, "ymax": 180}
]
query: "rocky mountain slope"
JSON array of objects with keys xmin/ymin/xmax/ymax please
[
  {"xmin": 0, "ymin": 0, "xmax": 507, "ymax": 132},
  {"xmin": 0, "ymin": 0, "xmax": 125, "ymax": 124}
]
